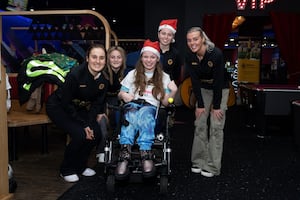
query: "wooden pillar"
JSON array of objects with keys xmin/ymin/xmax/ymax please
[
  {"xmin": 0, "ymin": 13, "xmax": 13, "ymax": 199},
  {"xmin": 0, "ymin": 64, "xmax": 13, "ymax": 199}
]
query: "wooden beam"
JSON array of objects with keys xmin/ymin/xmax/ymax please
[
  {"xmin": 0, "ymin": 9, "xmax": 112, "ymax": 50},
  {"xmin": 0, "ymin": 65, "xmax": 11, "ymax": 199}
]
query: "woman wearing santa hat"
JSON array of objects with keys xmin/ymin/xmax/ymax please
[
  {"xmin": 115, "ymin": 39, "xmax": 178, "ymax": 180},
  {"xmin": 157, "ymin": 19, "xmax": 183, "ymax": 86},
  {"xmin": 157, "ymin": 19, "xmax": 183, "ymax": 133}
]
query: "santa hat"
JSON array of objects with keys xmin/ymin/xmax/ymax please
[
  {"xmin": 158, "ymin": 19, "xmax": 177, "ymax": 34},
  {"xmin": 140, "ymin": 39, "xmax": 160, "ymax": 59}
]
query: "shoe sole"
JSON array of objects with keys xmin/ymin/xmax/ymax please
[
  {"xmin": 60, "ymin": 174, "xmax": 79, "ymax": 183},
  {"xmin": 81, "ymin": 171, "xmax": 97, "ymax": 177},
  {"xmin": 142, "ymin": 167, "xmax": 156, "ymax": 178},
  {"xmin": 82, "ymin": 168, "xmax": 96, "ymax": 176},
  {"xmin": 82, "ymin": 173, "xmax": 96, "ymax": 176},
  {"xmin": 200, "ymin": 171, "xmax": 214, "ymax": 177},
  {"xmin": 191, "ymin": 168, "xmax": 201, "ymax": 173},
  {"xmin": 115, "ymin": 170, "xmax": 130, "ymax": 180}
]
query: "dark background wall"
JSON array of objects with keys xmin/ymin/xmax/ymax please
[
  {"xmin": 1, "ymin": 0, "xmax": 299, "ymax": 50},
  {"xmin": 145, "ymin": 0, "xmax": 299, "ymax": 57},
  {"xmin": 1, "ymin": 0, "xmax": 299, "ymax": 39}
]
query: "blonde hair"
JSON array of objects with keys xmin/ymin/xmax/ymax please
[
  {"xmin": 187, "ymin": 26, "xmax": 215, "ymax": 53},
  {"xmin": 106, "ymin": 46, "xmax": 127, "ymax": 85}
]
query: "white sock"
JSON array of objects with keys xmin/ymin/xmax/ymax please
[{"xmin": 96, "ymin": 153, "xmax": 105, "ymax": 163}]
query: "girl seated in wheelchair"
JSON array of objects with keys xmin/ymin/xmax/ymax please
[{"xmin": 115, "ymin": 39, "xmax": 177, "ymax": 180}]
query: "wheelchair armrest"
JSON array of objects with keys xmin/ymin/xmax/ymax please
[{"xmin": 107, "ymin": 104, "xmax": 121, "ymax": 111}]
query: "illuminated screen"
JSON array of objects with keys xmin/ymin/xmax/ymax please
[{"xmin": 6, "ymin": 0, "xmax": 28, "ymax": 11}]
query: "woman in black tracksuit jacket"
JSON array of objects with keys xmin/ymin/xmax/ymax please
[{"xmin": 46, "ymin": 43, "xmax": 109, "ymax": 183}]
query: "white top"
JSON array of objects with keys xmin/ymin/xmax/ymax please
[{"xmin": 120, "ymin": 69, "xmax": 171, "ymax": 107}]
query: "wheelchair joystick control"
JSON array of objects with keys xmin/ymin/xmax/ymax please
[
  {"xmin": 167, "ymin": 97, "xmax": 176, "ymax": 113},
  {"xmin": 168, "ymin": 97, "xmax": 174, "ymax": 104}
]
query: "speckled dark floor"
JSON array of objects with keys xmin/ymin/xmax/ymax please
[{"xmin": 58, "ymin": 106, "xmax": 300, "ymax": 200}]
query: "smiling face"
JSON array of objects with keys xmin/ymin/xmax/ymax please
[
  {"xmin": 141, "ymin": 51, "xmax": 159, "ymax": 72},
  {"xmin": 86, "ymin": 47, "xmax": 106, "ymax": 76},
  {"xmin": 108, "ymin": 49, "xmax": 123, "ymax": 72},
  {"xmin": 158, "ymin": 28, "xmax": 174, "ymax": 46},
  {"xmin": 186, "ymin": 30, "xmax": 204, "ymax": 54}
]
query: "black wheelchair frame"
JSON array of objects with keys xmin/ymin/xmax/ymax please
[{"xmin": 103, "ymin": 100, "xmax": 175, "ymax": 194}]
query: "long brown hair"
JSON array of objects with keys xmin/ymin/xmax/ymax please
[{"xmin": 134, "ymin": 58, "xmax": 165, "ymax": 101}]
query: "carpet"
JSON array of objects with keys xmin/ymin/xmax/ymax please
[{"xmin": 58, "ymin": 106, "xmax": 300, "ymax": 200}]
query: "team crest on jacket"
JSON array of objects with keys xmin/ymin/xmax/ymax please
[
  {"xmin": 208, "ymin": 61, "xmax": 213, "ymax": 67},
  {"xmin": 99, "ymin": 84, "xmax": 105, "ymax": 90},
  {"xmin": 167, "ymin": 59, "xmax": 173, "ymax": 65}
]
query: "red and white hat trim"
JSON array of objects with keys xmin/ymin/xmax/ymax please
[
  {"xmin": 158, "ymin": 19, "xmax": 177, "ymax": 34},
  {"xmin": 140, "ymin": 40, "xmax": 160, "ymax": 59}
]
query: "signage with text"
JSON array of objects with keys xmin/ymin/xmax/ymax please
[{"xmin": 236, "ymin": 0, "xmax": 275, "ymax": 10}]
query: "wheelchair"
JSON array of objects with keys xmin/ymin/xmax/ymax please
[{"xmin": 103, "ymin": 99, "xmax": 175, "ymax": 194}]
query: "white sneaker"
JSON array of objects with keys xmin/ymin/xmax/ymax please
[
  {"xmin": 82, "ymin": 168, "xmax": 96, "ymax": 176},
  {"xmin": 191, "ymin": 167, "xmax": 201, "ymax": 173},
  {"xmin": 200, "ymin": 170, "xmax": 214, "ymax": 177},
  {"xmin": 60, "ymin": 174, "xmax": 79, "ymax": 183},
  {"xmin": 96, "ymin": 153, "xmax": 105, "ymax": 163}
]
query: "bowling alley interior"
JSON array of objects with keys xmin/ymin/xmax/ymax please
[{"xmin": 0, "ymin": 0, "xmax": 300, "ymax": 199}]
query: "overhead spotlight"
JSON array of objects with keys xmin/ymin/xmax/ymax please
[{"xmin": 112, "ymin": 18, "xmax": 117, "ymax": 24}]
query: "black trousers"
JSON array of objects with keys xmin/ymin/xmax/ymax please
[{"xmin": 46, "ymin": 94, "xmax": 101, "ymax": 176}]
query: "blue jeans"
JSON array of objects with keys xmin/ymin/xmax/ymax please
[{"xmin": 119, "ymin": 102, "xmax": 157, "ymax": 150}]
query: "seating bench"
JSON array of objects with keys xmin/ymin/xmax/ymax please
[
  {"xmin": 7, "ymin": 104, "xmax": 52, "ymax": 161},
  {"xmin": 7, "ymin": 73, "xmax": 55, "ymax": 161}
]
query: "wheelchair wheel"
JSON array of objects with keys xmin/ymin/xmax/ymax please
[
  {"xmin": 159, "ymin": 175, "xmax": 168, "ymax": 194},
  {"xmin": 106, "ymin": 174, "xmax": 115, "ymax": 193}
]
